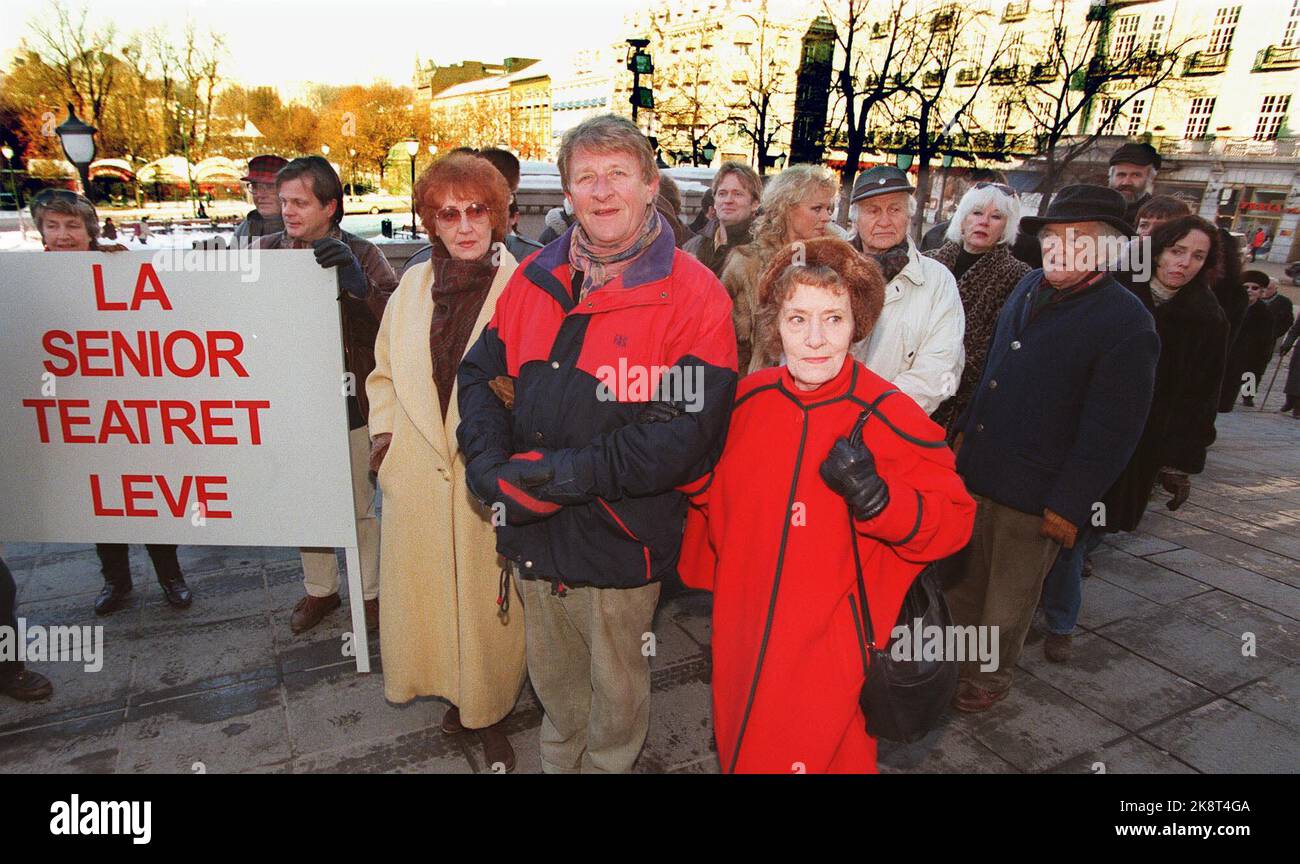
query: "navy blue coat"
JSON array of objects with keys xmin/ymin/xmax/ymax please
[{"xmin": 956, "ymin": 270, "xmax": 1160, "ymax": 529}]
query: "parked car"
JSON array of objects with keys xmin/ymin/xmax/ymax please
[
  {"xmin": 1285, "ymin": 260, "xmax": 1300, "ymax": 286},
  {"xmin": 344, "ymin": 191, "xmax": 408, "ymax": 215}
]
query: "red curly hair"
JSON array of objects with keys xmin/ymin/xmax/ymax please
[
  {"xmin": 413, "ymin": 153, "xmax": 510, "ymax": 244},
  {"xmin": 754, "ymin": 236, "xmax": 886, "ymax": 365}
]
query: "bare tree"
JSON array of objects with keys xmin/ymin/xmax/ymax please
[
  {"xmin": 1013, "ymin": 0, "xmax": 1192, "ymax": 210},
  {"xmin": 654, "ymin": 28, "xmax": 730, "ymax": 165},
  {"xmin": 25, "ymin": 0, "xmax": 119, "ymax": 130},
  {"xmin": 724, "ymin": 11, "xmax": 794, "ymax": 175}
]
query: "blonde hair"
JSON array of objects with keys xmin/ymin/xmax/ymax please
[{"xmin": 749, "ymin": 165, "xmax": 839, "ymax": 251}]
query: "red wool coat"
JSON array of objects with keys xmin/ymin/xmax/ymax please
[{"xmin": 679, "ymin": 358, "xmax": 976, "ymax": 774}]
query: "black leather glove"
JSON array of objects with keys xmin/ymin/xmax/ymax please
[
  {"xmin": 312, "ymin": 237, "xmax": 369, "ymax": 299},
  {"xmin": 515, "ymin": 449, "xmax": 594, "ymax": 505},
  {"xmin": 819, "ymin": 436, "xmax": 890, "ymax": 521},
  {"xmin": 466, "ymin": 450, "xmax": 507, "ymax": 506},
  {"xmin": 638, "ymin": 400, "xmax": 684, "ymax": 423},
  {"xmin": 468, "ymin": 451, "xmax": 561, "ymax": 525},
  {"xmin": 1158, "ymin": 468, "xmax": 1191, "ymax": 510}
]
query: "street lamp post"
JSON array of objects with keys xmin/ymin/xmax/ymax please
[
  {"xmin": 405, "ymin": 139, "xmax": 419, "ymax": 237},
  {"xmin": 1, "ymin": 145, "xmax": 20, "ymax": 212},
  {"xmin": 348, "ymin": 148, "xmax": 357, "ymax": 197},
  {"xmin": 55, "ymin": 103, "xmax": 97, "ymax": 198}
]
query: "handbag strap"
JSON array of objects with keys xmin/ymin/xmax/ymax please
[{"xmin": 843, "ymin": 388, "xmax": 905, "ymax": 663}]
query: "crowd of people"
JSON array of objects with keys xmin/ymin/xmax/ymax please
[{"xmin": 3, "ymin": 115, "xmax": 1297, "ymax": 775}]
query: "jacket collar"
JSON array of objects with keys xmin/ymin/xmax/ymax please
[{"xmin": 530, "ymin": 212, "xmax": 679, "ymax": 308}]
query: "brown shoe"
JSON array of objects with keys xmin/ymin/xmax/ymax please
[
  {"xmin": 440, "ymin": 705, "xmax": 465, "ymax": 735},
  {"xmin": 1044, "ymin": 632, "xmax": 1073, "ymax": 663},
  {"xmin": 364, "ymin": 597, "xmax": 379, "ymax": 632},
  {"xmin": 290, "ymin": 592, "xmax": 341, "ymax": 634},
  {"xmin": 478, "ymin": 723, "xmax": 516, "ymax": 773},
  {"xmin": 952, "ymin": 681, "xmax": 1009, "ymax": 713},
  {"xmin": 1, "ymin": 669, "xmax": 54, "ymax": 702}
]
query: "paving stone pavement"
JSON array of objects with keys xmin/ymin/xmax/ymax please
[{"xmin": 2, "ymin": 354, "xmax": 1297, "ymax": 774}]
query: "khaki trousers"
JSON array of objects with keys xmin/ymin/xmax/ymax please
[
  {"xmin": 517, "ymin": 574, "xmax": 661, "ymax": 774},
  {"xmin": 300, "ymin": 425, "xmax": 380, "ymax": 600},
  {"xmin": 944, "ymin": 494, "xmax": 1060, "ymax": 693}
]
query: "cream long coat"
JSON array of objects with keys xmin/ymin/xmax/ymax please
[{"xmin": 366, "ymin": 251, "xmax": 526, "ymax": 727}]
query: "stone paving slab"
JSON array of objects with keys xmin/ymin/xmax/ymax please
[{"xmin": 1140, "ymin": 698, "xmax": 1300, "ymax": 774}]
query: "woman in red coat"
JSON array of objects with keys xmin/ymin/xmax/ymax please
[{"xmin": 678, "ymin": 237, "xmax": 976, "ymax": 773}]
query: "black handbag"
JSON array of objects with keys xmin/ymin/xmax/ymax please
[{"xmin": 844, "ymin": 408, "xmax": 960, "ymax": 744}]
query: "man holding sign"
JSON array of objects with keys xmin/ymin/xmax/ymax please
[
  {"xmin": 33, "ymin": 190, "xmax": 194, "ymax": 614},
  {"xmin": 254, "ymin": 156, "xmax": 397, "ymax": 634}
]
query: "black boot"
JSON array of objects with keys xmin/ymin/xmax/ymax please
[
  {"xmin": 94, "ymin": 544, "xmax": 134, "ymax": 616},
  {"xmin": 149, "ymin": 544, "xmax": 192, "ymax": 609}
]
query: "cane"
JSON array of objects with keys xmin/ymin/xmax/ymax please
[{"xmin": 1259, "ymin": 350, "xmax": 1284, "ymax": 410}]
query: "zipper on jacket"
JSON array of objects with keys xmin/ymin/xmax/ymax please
[
  {"xmin": 598, "ymin": 497, "xmax": 654, "ymax": 582},
  {"xmin": 727, "ymin": 411, "xmax": 809, "ymax": 774}
]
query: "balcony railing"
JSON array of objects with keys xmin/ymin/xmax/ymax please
[
  {"xmin": 990, "ymin": 65, "xmax": 1020, "ymax": 85},
  {"xmin": 1254, "ymin": 44, "xmax": 1300, "ymax": 72},
  {"xmin": 1002, "ymin": 0, "xmax": 1029, "ymax": 23},
  {"xmin": 923, "ymin": 70, "xmax": 943, "ymax": 89},
  {"xmin": 1183, "ymin": 50, "xmax": 1230, "ymax": 75},
  {"xmin": 955, "ymin": 66, "xmax": 981, "ymax": 87},
  {"xmin": 1028, "ymin": 62, "xmax": 1057, "ymax": 83}
]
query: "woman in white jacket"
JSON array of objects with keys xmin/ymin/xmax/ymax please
[{"xmin": 847, "ymin": 166, "xmax": 965, "ymax": 417}]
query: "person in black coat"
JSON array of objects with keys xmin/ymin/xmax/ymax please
[
  {"xmin": 1041, "ymin": 216, "xmax": 1227, "ymax": 659},
  {"xmin": 1280, "ymin": 315, "xmax": 1300, "ymax": 416},
  {"xmin": 1264, "ymin": 279, "xmax": 1295, "ymax": 341},
  {"xmin": 1213, "ymin": 229, "xmax": 1249, "ymax": 348},
  {"xmin": 1221, "ymin": 272, "xmax": 1279, "ymax": 410}
]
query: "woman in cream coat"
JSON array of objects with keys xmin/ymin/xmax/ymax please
[{"xmin": 366, "ymin": 154, "xmax": 526, "ymax": 771}]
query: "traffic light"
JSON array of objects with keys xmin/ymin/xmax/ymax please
[
  {"xmin": 628, "ymin": 51, "xmax": 654, "ymax": 75},
  {"xmin": 630, "ymin": 87, "xmax": 654, "ymax": 110}
]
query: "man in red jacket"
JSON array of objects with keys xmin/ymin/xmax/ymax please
[{"xmin": 458, "ymin": 115, "xmax": 737, "ymax": 773}]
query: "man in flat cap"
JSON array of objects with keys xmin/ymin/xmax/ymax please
[
  {"xmin": 1108, "ymin": 142, "xmax": 1161, "ymax": 228},
  {"xmin": 233, "ymin": 153, "xmax": 288, "ymax": 242},
  {"xmin": 848, "ymin": 165, "xmax": 965, "ymax": 415}
]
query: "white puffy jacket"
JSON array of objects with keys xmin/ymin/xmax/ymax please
[{"xmin": 851, "ymin": 240, "xmax": 965, "ymax": 415}]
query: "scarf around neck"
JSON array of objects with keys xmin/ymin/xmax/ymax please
[
  {"xmin": 568, "ymin": 205, "xmax": 661, "ymax": 300},
  {"xmin": 1148, "ymin": 276, "xmax": 1178, "ymax": 306},
  {"xmin": 868, "ymin": 238, "xmax": 912, "ymax": 284}
]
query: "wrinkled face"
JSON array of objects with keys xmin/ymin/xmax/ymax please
[
  {"xmin": 1040, "ymin": 222, "xmax": 1103, "ymax": 288},
  {"xmin": 785, "ymin": 189, "xmax": 835, "ymax": 242},
  {"xmin": 278, "ymin": 177, "xmax": 335, "ymax": 242},
  {"xmin": 1261, "ymin": 282, "xmax": 1278, "ymax": 299},
  {"xmin": 246, "ymin": 181, "xmax": 279, "ymax": 218},
  {"xmin": 854, "ymin": 191, "xmax": 911, "ymax": 252},
  {"xmin": 565, "ymin": 146, "xmax": 658, "ymax": 246},
  {"xmin": 713, "ymin": 173, "xmax": 756, "ymax": 226},
  {"xmin": 961, "ymin": 204, "xmax": 1008, "ymax": 252},
  {"xmin": 1109, "ymin": 163, "xmax": 1154, "ymax": 202},
  {"xmin": 433, "ymin": 194, "xmax": 493, "ymax": 261},
  {"xmin": 779, "ymin": 282, "xmax": 854, "ymax": 391},
  {"xmin": 41, "ymin": 211, "xmax": 93, "ymax": 251},
  {"xmin": 1155, "ymin": 229, "xmax": 1211, "ymax": 289}
]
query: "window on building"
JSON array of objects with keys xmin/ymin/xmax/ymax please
[
  {"xmin": 1254, "ymin": 94, "xmax": 1291, "ymax": 141},
  {"xmin": 1007, "ymin": 32, "xmax": 1024, "ymax": 66},
  {"xmin": 1208, "ymin": 6, "xmax": 1240, "ymax": 55},
  {"xmin": 1112, "ymin": 15, "xmax": 1139, "ymax": 57},
  {"xmin": 994, "ymin": 100, "xmax": 1012, "ymax": 133},
  {"xmin": 968, "ymin": 33, "xmax": 986, "ymax": 64},
  {"xmin": 1285, "ymin": 1, "xmax": 1300, "ymax": 46},
  {"xmin": 1097, "ymin": 96, "xmax": 1121, "ymax": 134},
  {"xmin": 1147, "ymin": 15, "xmax": 1167, "ymax": 52},
  {"xmin": 1127, "ymin": 97, "xmax": 1147, "ymax": 135},
  {"xmin": 1185, "ymin": 96, "xmax": 1216, "ymax": 138}
]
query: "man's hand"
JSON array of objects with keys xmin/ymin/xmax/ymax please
[
  {"xmin": 489, "ymin": 376, "xmax": 516, "ymax": 409},
  {"xmin": 312, "ymin": 237, "xmax": 370, "ymax": 299},
  {"xmin": 819, "ymin": 437, "xmax": 890, "ymax": 521},
  {"xmin": 1040, "ymin": 508, "xmax": 1078, "ymax": 549},
  {"xmin": 508, "ymin": 449, "xmax": 593, "ymax": 505},
  {"xmin": 1158, "ymin": 468, "xmax": 1191, "ymax": 510},
  {"xmin": 494, "ymin": 453, "xmax": 562, "ymax": 522},
  {"xmin": 368, "ymin": 433, "xmax": 392, "ymax": 474}
]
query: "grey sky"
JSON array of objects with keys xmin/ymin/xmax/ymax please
[{"xmin": 3, "ymin": 0, "xmax": 642, "ymax": 91}]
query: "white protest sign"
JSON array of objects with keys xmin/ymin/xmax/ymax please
[{"xmin": 0, "ymin": 250, "xmax": 359, "ymax": 549}]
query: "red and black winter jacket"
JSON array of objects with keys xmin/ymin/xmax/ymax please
[{"xmin": 456, "ymin": 214, "xmax": 739, "ymax": 589}]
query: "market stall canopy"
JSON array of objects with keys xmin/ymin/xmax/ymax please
[
  {"xmin": 195, "ymin": 156, "xmax": 242, "ymax": 185},
  {"xmin": 89, "ymin": 158, "xmax": 136, "ymax": 182},
  {"xmin": 27, "ymin": 158, "xmax": 78, "ymax": 180},
  {"xmin": 137, "ymin": 156, "xmax": 194, "ymax": 186}
]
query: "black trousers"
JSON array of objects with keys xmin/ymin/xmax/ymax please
[
  {"xmin": 0, "ymin": 557, "xmax": 20, "ymax": 685},
  {"xmin": 95, "ymin": 543, "xmax": 181, "ymax": 584}
]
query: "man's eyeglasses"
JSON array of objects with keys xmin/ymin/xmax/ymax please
[
  {"xmin": 974, "ymin": 181, "xmax": 1018, "ymax": 197},
  {"xmin": 435, "ymin": 202, "xmax": 491, "ymax": 227}
]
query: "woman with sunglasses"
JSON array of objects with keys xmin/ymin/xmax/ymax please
[
  {"xmin": 923, "ymin": 182, "xmax": 1031, "ymax": 432},
  {"xmin": 365, "ymin": 153, "xmax": 526, "ymax": 771}
]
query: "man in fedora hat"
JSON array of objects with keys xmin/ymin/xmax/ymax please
[
  {"xmin": 848, "ymin": 165, "xmax": 965, "ymax": 415},
  {"xmin": 233, "ymin": 154, "xmax": 288, "ymax": 242},
  {"xmin": 1108, "ymin": 142, "xmax": 1161, "ymax": 228},
  {"xmin": 945, "ymin": 184, "xmax": 1158, "ymax": 710}
]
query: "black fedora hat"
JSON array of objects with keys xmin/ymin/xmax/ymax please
[
  {"xmin": 1019, "ymin": 184, "xmax": 1132, "ymax": 237},
  {"xmin": 850, "ymin": 165, "xmax": 914, "ymax": 203},
  {"xmin": 1109, "ymin": 141, "xmax": 1162, "ymax": 170}
]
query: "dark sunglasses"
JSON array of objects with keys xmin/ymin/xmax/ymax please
[
  {"xmin": 974, "ymin": 181, "xmax": 1018, "ymax": 197},
  {"xmin": 435, "ymin": 202, "xmax": 491, "ymax": 227}
]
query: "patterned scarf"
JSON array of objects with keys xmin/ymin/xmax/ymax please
[
  {"xmin": 429, "ymin": 240, "xmax": 497, "ymax": 420},
  {"xmin": 568, "ymin": 205, "xmax": 662, "ymax": 301},
  {"xmin": 868, "ymin": 238, "xmax": 912, "ymax": 284}
]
